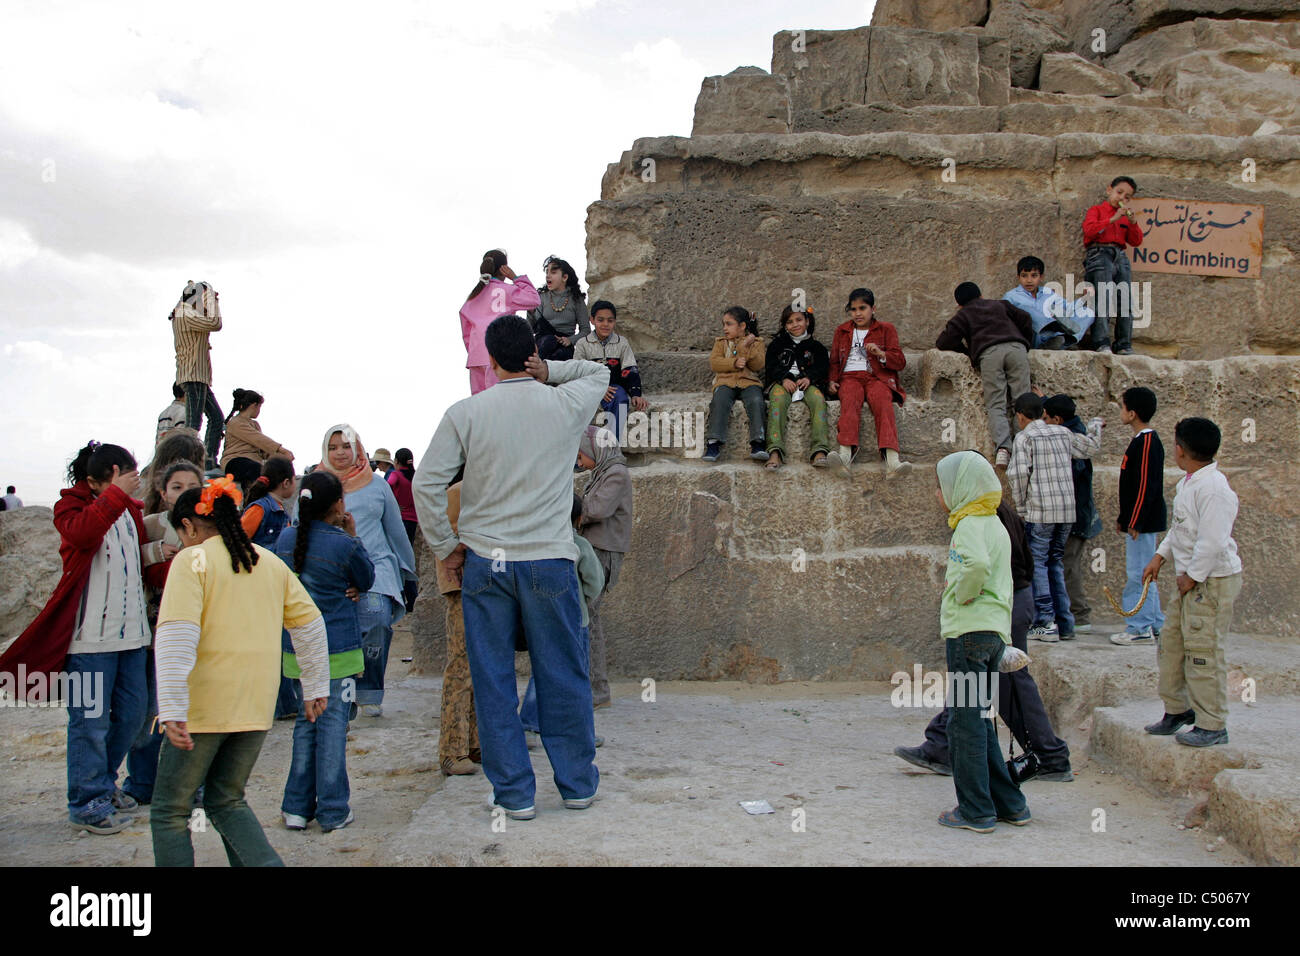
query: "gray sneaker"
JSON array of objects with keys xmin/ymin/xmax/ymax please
[
  {"xmin": 564, "ymin": 791, "xmax": 598, "ymax": 810},
  {"xmin": 1110, "ymin": 627, "xmax": 1155, "ymax": 646},
  {"xmin": 111, "ymin": 789, "xmax": 138, "ymax": 812},
  {"xmin": 1028, "ymin": 623, "xmax": 1059, "ymax": 643},
  {"xmin": 1176, "ymin": 726, "xmax": 1228, "ymax": 747},
  {"xmin": 72, "ymin": 811, "xmax": 134, "ymax": 835},
  {"xmin": 1096, "ymin": 345, "xmax": 1113, "ymax": 354}
]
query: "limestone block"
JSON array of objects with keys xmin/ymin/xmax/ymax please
[
  {"xmin": 692, "ymin": 67, "xmax": 791, "ymax": 136},
  {"xmin": 1209, "ymin": 767, "xmax": 1300, "ymax": 865},
  {"xmin": 977, "ymin": 34, "xmax": 1012, "ymax": 106},
  {"xmin": 871, "ymin": 0, "xmax": 989, "ymax": 31},
  {"xmin": 1039, "ymin": 52, "xmax": 1140, "ymax": 97},
  {"xmin": 1061, "ymin": 0, "xmax": 1300, "ymax": 59},
  {"xmin": 865, "ymin": 28, "xmax": 982, "ymax": 107},
  {"xmin": 996, "ymin": 101, "xmax": 1256, "ymax": 136},
  {"xmin": 985, "ymin": 0, "xmax": 1071, "ymax": 88},
  {"xmin": 793, "ymin": 103, "xmax": 1000, "ymax": 135},
  {"xmin": 770, "ymin": 27, "xmax": 873, "ymax": 115},
  {"xmin": 0, "ymin": 507, "xmax": 61, "ymax": 654}
]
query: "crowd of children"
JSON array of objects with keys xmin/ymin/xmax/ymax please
[{"xmin": 0, "ymin": 187, "xmax": 1251, "ymax": 853}]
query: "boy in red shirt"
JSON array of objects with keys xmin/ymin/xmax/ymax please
[{"xmin": 1081, "ymin": 175, "xmax": 1143, "ymax": 355}]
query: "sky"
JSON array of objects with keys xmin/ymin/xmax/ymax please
[{"xmin": 1, "ymin": 0, "xmax": 877, "ymax": 506}]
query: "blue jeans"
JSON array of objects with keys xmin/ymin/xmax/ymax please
[
  {"xmin": 282, "ymin": 677, "xmax": 352, "ymax": 828},
  {"xmin": 66, "ymin": 648, "xmax": 149, "ymax": 823},
  {"xmin": 122, "ymin": 648, "xmax": 162, "ymax": 803},
  {"xmin": 461, "ymin": 551, "xmax": 597, "ymax": 811},
  {"xmin": 1025, "ymin": 521, "xmax": 1074, "ymax": 633},
  {"xmin": 1124, "ymin": 532, "xmax": 1166, "ymax": 633},
  {"xmin": 355, "ymin": 592, "xmax": 396, "ymax": 706},
  {"xmin": 946, "ymin": 632, "xmax": 1027, "ymax": 826},
  {"xmin": 181, "ymin": 381, "xmax": 224, "ymax": 469},
  {"xmin": 518, "ymin": 623, "xmax": 591, "ymax": 732},
  {"xmin": 595, "ymin": 386, "xmax": 629, "ymax": 444}
]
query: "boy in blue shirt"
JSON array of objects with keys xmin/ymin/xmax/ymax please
[{"xmin": 1003, "ymin": 256, "xmax": 1095, "ymax": 350}]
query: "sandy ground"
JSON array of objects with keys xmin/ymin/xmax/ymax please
[{"xmin": 0, "ymin": 624, "xmax": 1249, "ymax": 866}]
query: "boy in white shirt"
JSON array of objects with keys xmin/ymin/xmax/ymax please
[{"xmin": 1142, "ymin": 417, "xmax": 1243, "ymax": 747}]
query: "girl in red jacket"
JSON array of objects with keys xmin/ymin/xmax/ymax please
[
  {"xmin": 827, "ymin": 288, "xmax": 912, "ymax": 477},
  {"xmin": 0, "ymin": 442, "xmax": 155, "ymax": 834}
]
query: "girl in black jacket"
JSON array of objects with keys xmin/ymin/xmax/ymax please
[{"xmin": 764, "ymin": 306, "xmax": 833, "ymax": 469}]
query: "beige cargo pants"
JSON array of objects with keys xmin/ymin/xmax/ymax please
[{"xmin": 1157, "ymin": 572, "xmax": 1242, "ymax": 731}]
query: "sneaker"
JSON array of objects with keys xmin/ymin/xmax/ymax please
[
  {"xmin": 111, "ymin": 789, "xmax": 139, "ymax": 812},
  {"xmin": 321, "ymin": 810, "xmax": 355, "ymax": 832},
  {"xmin": 362, "ymin": 704, "xmax": 383, "ymax": 718},
  {"xmin": 1028, "ymin": 623, "xmax": 1059, "ymax": 642},
  {"xmin": 998, "ymin": 646, "xmax": 1031, "ymax": 673},
  {"xmin": 749, "ymin": 441, "xmax": 769, "ymax": 462},
  {"xmin": 1144, "ymin": 710, "xmax": 1195, "ymax": 736},
  {"xmin": 938, "ymin": 808, "xmax": 995, "ymax": 833},
  {"xmin": 702, "ymin": 441, "xmax": 722, "ymax": 463},
  {"xmin": 811, "ymin": 451, "xmax": 829, "ymax": 468},
  {"xmin": 283, "ymin": 812, "xmax": 309, "ymax": 830},
  {"xmin": 1096, "ymin": 345, "xmax": 1113, "ymax": 354},
  {"xmin": 1074, "ymin": 621, "xmax": 1093, "ymax": 633},
  {"xmin": 1115, "ymin": 346, "xmax": 1135, "ymax": 356},
  {"xmin": 1035, "ymin": 766, "xmax": 1075, "ymax": 782},
  {"xmin": 563, "ymin": 791, "xmax": 598, "ymax": 810},
  {"xmin": 997, "ymin": 809, "xmax": 1033, "ymax": 826},
  {"xmin": 893, "ymin": 745, "xmax": 952, "ymax": 776},
  {"xmin": 1176, "ymin": 726, "xmax": 1229, "ymax": 748},
  {"xmin": 487, "ymin": 796, "xmax": 536, "ymax": 821},
  {"xmin": 1110, "ymin": 627, "xmax": 1155, "ymax": 646},
  {"xmin": 441, "ymin": 756, "xmax": 479, "ymax": 776},
  {"xmin": 71, "ymin": 812, "xmax": 134, "ymax": 835},
  {"xmin": 994, "ymin": 447, "xmax": 1010, "ymax": 469}
]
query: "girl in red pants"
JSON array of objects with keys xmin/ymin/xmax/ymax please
[{"xmin": 828, "ymin": 288, "xmax": 911, "ymax": 477}]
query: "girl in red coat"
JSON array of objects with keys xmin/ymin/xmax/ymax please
[
  {"xmin": 0, "ymin": 442, "xmax": 155, "ymax": 834},
  {"xmin": 828, "ymin": 288, "xmax": 912, "ymax": 477}
]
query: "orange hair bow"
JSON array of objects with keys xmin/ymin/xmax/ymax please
[{"xmin": 196, "ymin": 474, "xmax": 244, "ymax": 515}]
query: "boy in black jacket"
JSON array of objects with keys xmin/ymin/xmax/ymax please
[
  {"xmin": 764, "ymin": 305, "xmax": 832, "ymax": 469},
  {"xmin": 1043, "ymin": 393, "xmax": 1102, "ymax": 632},
  {"xmin": 1110, "ymin": 386, "xmax": 1167, "ymax": 644}
]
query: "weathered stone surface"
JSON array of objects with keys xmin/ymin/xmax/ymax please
[
  {"xmin": 770, "ymin": 27, "xmax": 872, "ymax": 115},
  {"xmin": 1060, "ymin": 0, "xmax": 1300, "ymax": 60},
  {"xmin": 1091, "ymin": 703, "xmax": 1259, "ymax": 794},
  {"xmin": 692, "ymin": 67, "xmax": 790, "ymax": 136},
  {"xmin": 0, "ymin": 507, "xmax": 61, "ymax": 654},
  {"xmin": 865, "ymin": 28, "xmax": 983, "ymax": 107},
  {"xmin": 1039, "ymin": 51, "xmax": 1141, "ymax": 96},
  {"xmin": 1209, "ymin": 767, "xmax": 1300, "ymax": 865},
  {"xmin": 793, "ymin": 103, "xmax": 1001, "ymax": 135},
  {"xmin": 985, "ymin": 0, "xmax": 1072, "ymax": 88},
  {"xmin": 871, "ymin": 0, "xmax": 989, "ymax": 31},
  {"xmin": 997, "ymin": 101, "xmax": 1255, "ymax": 136},
  {"xmin": 977, "ymin": 34, "xmax": 1012, "ymax": 105}
]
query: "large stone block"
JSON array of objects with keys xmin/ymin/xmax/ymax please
[
  {"xmin": 693, "ymin": 67, "xmax": 791, "ymax": 136},
  {"xmin": 1060, "ymin": 0, "xmax": 1300, "ymax": 61},
  {"xmin": 793, "ymin": 103, "xmax": 1001, "ymax": 135},
  {"xmin": 865, "ymin": 28, "xmax": 982, "ymax": 107},
  {"xmin": 770, "ymin": 27, "xmax": 872, "ymax": 115},
  {"xmin": 977, "ymin": 34, "xmax": 1012, "ymax": 106},
  {"xmin": 871, "ymin": 0, "xmax": 989, "ymax": 31},
  {"xmin": 985, "ymin": 0, "xmax": 1072, "ymax": 88},
  {"xmin": 1039, "ymin": 52, "xmax": 1141, "ymax": 97}
]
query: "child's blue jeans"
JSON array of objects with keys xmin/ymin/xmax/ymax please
[
  {"xmin": 1025, "ymin": 521, "xmax": 1074, "ymax": 633},
  {"xmin": 1124, "ymin": 532, "xmax": 1166, "ymax": 633},
  {"xmin": 66, "ymin": 648, "xmax": 148, "ymax": 823},
  {"xmin": 282, "ymin": 676, "xmax": 352, "ymax": 829}
]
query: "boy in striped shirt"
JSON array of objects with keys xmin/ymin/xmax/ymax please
[{"xmin": 1110, "ymin": 387, "xmax": 1167, "ymax": 645}]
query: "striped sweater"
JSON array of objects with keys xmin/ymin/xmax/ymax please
[{"xmin": 171, "ymin": 294, "xmax": 222, "ymax": 385}]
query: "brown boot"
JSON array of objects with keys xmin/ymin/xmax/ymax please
[{"xmin": 441, "ymin": 756, "xmax": 479, "ymax": 776}]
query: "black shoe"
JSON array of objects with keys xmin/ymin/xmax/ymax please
[
  {"xmin": 893, "ymin": 745, "xmax": 952, "ymax": 776},
  {"xmin": 1144, "ymin": 710, "xmax": 1195, "ymax": 735},
  {"xmin": 1035, "ymin": 766, "xmax": 1074, "ymax": 782},
  {"xmin": 702, "ymin": 441, "xmax": 722, "ymax": 463}
]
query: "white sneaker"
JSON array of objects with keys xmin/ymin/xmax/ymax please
[
  {"xmin": 564, "ymin": 791, "xmax": 598, "ymax": 810},
  {"xmin": 487, "ymin": 798, "xmax": 536, "ymax": 821},
  {"xmin": 1029, "ymin": 623, "xmax": 1060, "ymax": 643},
  {"xmin": 1110, "ymin": 627, "xmax": 1155, "ymax": 646},
  {"xmin": 322, "ymin": 810, "xmax": 355, "ymax": 832},
  {"xmin": 283, "ymin": 812, "xmax": 308, "ymax": 830}
]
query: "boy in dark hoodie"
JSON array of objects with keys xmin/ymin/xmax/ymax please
[
  {"xmin": 935, "ymin": 282, "xmax": 1034, "ymax": 470},
  {"xmin": 1043, "ymin": 394, "xmax": 1102, "ymax": 633}
]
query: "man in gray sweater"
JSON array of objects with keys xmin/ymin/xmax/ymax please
[{"xmin": 413, "ymin": 315, "xmax": 608, "ymax": 820}]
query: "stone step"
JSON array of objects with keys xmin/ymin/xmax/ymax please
[
  {"xmin": 1089, "ymin": 700, "xmax": 1300, "ymax": 864},
  {"xmin": 627, "ymin": 349, "xmax": 1300, "ymax": 469}
]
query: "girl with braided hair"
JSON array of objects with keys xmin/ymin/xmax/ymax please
[
  {"xmin": 460, "ymin": 248, "xmax": 540, "ymax": 394},
  {"xmin": 272, "ymin": 471, "xmax": 375, "ymax": 831},
  {"xmin": 150, "ymin": 477, "xmax": 330, "ymax": 866}
]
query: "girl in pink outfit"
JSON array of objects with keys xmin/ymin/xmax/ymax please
[{"xmin": 460, "ymin": 249, "xmax": 540, "ymax": 394}]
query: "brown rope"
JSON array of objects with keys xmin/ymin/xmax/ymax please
[{"xmin": 1103, "ymin": 578, "xmax": 1151, "ymax": 618}]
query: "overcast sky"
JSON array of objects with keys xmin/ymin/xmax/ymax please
[{"xmin": 1, "ymin": 0, "xmax": 877, "ymax": 506}]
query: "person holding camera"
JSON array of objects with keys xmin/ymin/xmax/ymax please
[{"xmin": 169, "ymin": 280, "xmax": 225, "ymax": 469}]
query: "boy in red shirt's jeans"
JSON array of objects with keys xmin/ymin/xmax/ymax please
[{"xmin": 1081, "ymin": 175, "xmax": 1143, "ymax": 356}]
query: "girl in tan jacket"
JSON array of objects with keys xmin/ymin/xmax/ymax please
[
  {"xmin": 704, "ymin": 307, "xmax": 767, "ymax": 463},
  {"xmin": 220, "ymin": 388, "xmax": 295, "ymax": 490}
]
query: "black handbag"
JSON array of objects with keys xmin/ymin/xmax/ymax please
[{"xmin": 1003, "ymin": 675, "xmax": 1041, "ymax": 784}]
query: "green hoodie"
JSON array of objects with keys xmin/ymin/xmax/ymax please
[{"xmin": 937, "ymin": 452, "xmax": 1012, "ymax": 642}]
